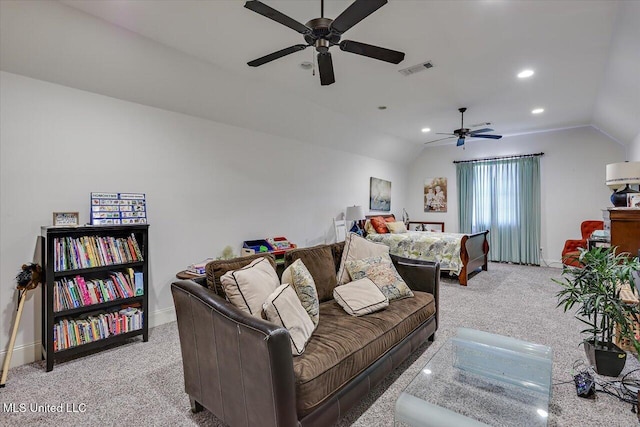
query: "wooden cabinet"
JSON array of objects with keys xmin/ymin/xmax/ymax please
[
  {"xmin": 40, "ymin": 225, "xmax": 149, "ymax": 371},
  {"xmin": 608, "ymin": 208, "xmax": 640, "ymax": 257}
]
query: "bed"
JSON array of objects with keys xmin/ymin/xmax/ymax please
[{"xmin": 362, "ymin": 215, "xmax": 489, "ymax": 286}]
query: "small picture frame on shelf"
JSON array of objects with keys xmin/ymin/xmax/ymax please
[
  {"xmin": 53, "ymin": 212, "xmax": 79, "ymax": 227},
  {"xmin": 628, "ymin": 193, "xmax": 640, "ymax": 208}
]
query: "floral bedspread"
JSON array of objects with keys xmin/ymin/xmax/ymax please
[{"xmin": 366, "ymin": 231, "xmax": 464, "ymax": 274}]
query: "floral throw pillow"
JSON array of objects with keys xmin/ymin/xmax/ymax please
[
  {"xmin": 281, "ymin": 259, "xmax": 319, "ymax": 327},
  {"xmin": 345, "ymin": 254, "xmax": 414, "ymax": 301}
]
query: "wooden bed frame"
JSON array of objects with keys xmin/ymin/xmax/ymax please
[{"xmin": 362, "ymin": 215, "xmax": 489, "ymax": 286}]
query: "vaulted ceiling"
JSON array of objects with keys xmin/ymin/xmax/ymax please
[{"xmin": 1, "ymin": 1, "xmax": 638, "ymax": 163}]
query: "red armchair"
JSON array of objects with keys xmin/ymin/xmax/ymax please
[{"xmin": 561, "ymin": 220, "xmax": 604, "ymax": 267}]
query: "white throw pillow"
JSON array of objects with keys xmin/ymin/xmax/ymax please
[
  {"xmin": 281, "ymin": 259, "xmax": 320, "ymax": 326},
  {"xmin": 333, "ymin": 278, "xmax": 389, "ymax": 317},
  {"xmin": 387, "ymin": 221, "xmax": 408, "ymax": 234},
  {"xmin": 263, "ymin": 284, "xmax": 315, "ymax": 356},
  {"xmin": 337, "ymin": 233, "xmax": 389, "ymax": 285},
  {"xmin": 220, "ymin": 257, "xmax": 279, "ymax": 318}
]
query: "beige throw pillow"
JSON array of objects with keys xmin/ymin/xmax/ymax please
[
  {"xmin": 333, "ymin": 278, "xmax": 389, "ymax": 316},
  {"xmin": 281, "ymin": 259, "xmax": 320, "ymax": 326},
  {"xmin": 220, "ymin": 257, "xmax": 279, "ymax": 318},
  {"xmin": 387, "ymin": 221, "xmax": 408, "ymax": 234},
  {"xmin": 345, "ymin": 254, "xmax": 414, "ymax": 301},
  {"xmin": 263, "ymin": 284, "xmax": 315, "ymax": 356},
  {"xmin": 337, "ymin": 233, "xmax": 389, "ymax": 285}
]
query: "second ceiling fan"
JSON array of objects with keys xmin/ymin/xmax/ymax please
[
  {"xmin": 425, "ymin": 108, "xmax": 502, "ymax": 148},
  {"xmin": 244, "ymin": 0, "xmax": 405, "ymax": 86}
]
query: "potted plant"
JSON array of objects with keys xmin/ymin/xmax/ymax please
[{"xmin": 555, "ymin": 246, "xmax": 640, "ymax": 377}]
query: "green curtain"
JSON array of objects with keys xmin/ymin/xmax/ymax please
[{"xmin": 456, "ymin": 156, "xmax": 540, "ymax": 265}]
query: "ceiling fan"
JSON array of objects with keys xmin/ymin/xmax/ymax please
[
  {"xmin": 425, "ymin": 108, "xmax": 502, "ymax": 148},
  {"xmin": 244, "ymin": 0, "xmax": 405, "ymax": 86}
]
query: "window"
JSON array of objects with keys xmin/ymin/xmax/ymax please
[{"xmin": 457, "ymin": 156, "xmax": 541, "ymax": 264}]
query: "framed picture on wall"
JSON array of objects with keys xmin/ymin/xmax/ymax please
[
  {"xmin": 370, "ymin": 177, "xmax": 391, "ymax": 211},
  {"xmin": 53, "ymin": 212, "xmax": 79, "ymax": 227},
  {"xmin": 424, "ymin": 177, "xmax": 447, "ymax": 212}
]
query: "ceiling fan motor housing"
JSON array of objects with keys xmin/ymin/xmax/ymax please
[{"xmin": 305, "ymin": 18, "xmax": 340, "ymax": 52}]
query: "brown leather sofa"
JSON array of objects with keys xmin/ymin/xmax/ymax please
[{"xmin": 171, "ymin": 241, "xmax": 439, "ymax": 427}]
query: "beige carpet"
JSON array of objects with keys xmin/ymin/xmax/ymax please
[{"xmin": 2, "ymin": 262, "xmax": 639, "ymax": 426}]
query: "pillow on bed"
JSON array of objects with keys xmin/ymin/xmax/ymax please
[
  {"xmin": 337, "ymin": 233, "xmax": 389, "ymax": 285},
  {"xmin": 345, "ymin": 254, "xmax": 414, "ymax": 301},
  {"xmin": 364, "ymin": 220, "xmax": 377, "ymax": 235},
  {"xmin": 387, "ymin": 221, "xmax": 407, "ymax": 234},
  {"xmin": 370, "ymin": 216, "xmax": 390, "ymax": 234}
]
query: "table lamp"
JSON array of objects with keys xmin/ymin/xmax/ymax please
[
  {"xmin": 606, "ymin": 161, "xmax": 640, "ymax": 207},
  {"xmin": 346, "ymin": 205, "xmax": 365, "ymax": 234}
]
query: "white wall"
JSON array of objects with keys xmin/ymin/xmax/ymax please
[
  {"xmin": 407, "ymin": 127, "xmax": 625, "ymax": 265},
  {"xmin": 630, "ymin": 132, "xmax": 640, "ymax": 161},
  {"xmin": 0, "ymin": 71, "xmax": 407, "ymax": 367}
]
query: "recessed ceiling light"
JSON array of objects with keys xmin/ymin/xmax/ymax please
[
  {"xmin": 378, "ymin": 106, "xmax": 387, "ymax": 110},
  {"xmin": 421, "ymin": 128, "xmax": 431, "ymax": 133},
  {"xmin": 532, "ymin": 108, "xmax": 544, "ymax": 114},
  {"xmin": 299, "ymin": 61, "xmax": 313, "ymax": 70},
  {"xmin": 518, "ymin": 69, "xmax": 534, "ymax": 78}
]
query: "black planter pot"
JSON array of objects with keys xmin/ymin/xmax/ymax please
[{"xmin": 584, "ymin": 340, "xmax": 627, "ymax": 377}]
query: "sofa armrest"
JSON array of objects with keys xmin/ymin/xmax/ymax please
[
  {"xmin": 171, "ymin": 280, "xmax": 298, "ymax": 427},
  {"xmin": 390, "ymin": 254, "xmax": 440, "ymax": 328}
]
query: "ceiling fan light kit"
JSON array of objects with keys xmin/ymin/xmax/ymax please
[{"xmin": 244, "ymin": 0, "xmax": 405, "ymax": 86}]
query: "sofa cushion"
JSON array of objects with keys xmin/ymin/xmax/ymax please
[
  {"xmin": 220, "ymin": 257, "xmax": 279, "ymax": 318},
  {"xmin": 345, "ymin": 254, "xmax": 414, "ymax": 301},
  {"xmin": 205, "ymin": 253, "xmax": 276, "ymax": 296},
  {"xmin": 285, "ymin": 245, "xmax": 337, "ymax": 303},
  {"xmin": 281, "ymin": 259, "xmax": 320, "ymax": 326},
  {"xmin": 263, "ymin": 284, "xmax": 315, "ymax": 356},
  {"xmin": 337, "ymin": 233, "xmax": 389, "ymax": 285},
  {"xmin": 292, "ymin": 291, "xmax": 435, "ymax": 416},
  {"xmin": 333, "ymin": 277, "xmax": 389, "ymax": 316}
]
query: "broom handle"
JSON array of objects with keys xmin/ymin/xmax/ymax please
[{"xmin": 0, "ymin": 290, "xmax": 28, "ymax": 387}]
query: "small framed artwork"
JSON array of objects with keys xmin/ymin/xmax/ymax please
[
  {"xmin": 628, "ymin": 193, "xmax": 640, "ymax": 208},
  {"xmin": 370, "ymin": 177, "xmax": 391, "ymax": 212},
  {"xmin": 424, "ymin": 177, "xmax": 447, "ymax": 212},
  {"xmin": 53, "ymin": 212, "xmax": 79, "ymax": 227}
]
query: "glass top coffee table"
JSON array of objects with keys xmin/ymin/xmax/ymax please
[{"xmin": 395, "ymin": 328, "xmax": 553, "ymax": 427}]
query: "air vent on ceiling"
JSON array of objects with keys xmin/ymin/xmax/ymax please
[{"xmin": 398, "ymin": 61, "xmax": 433, "ymax": 77}]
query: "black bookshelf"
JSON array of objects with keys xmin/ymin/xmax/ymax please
[{"xmin": 40, "ymin": 224, "xmax": 149, "ymax": 371}]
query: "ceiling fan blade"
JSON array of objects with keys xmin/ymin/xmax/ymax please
[
  {"xmin": 248, "ymin": 44, "xmax": 309, "ymax": 67},
  {"xmin": 318, "ymin": 52, "xmax": 335, "ymax": 86},
  {"xmin": 424, "ymin": 136, "xmax": 455, "ymax": 145},
  {"xmin": 456, "ymin": 137, "xmax": 466, "ymax": 147},
  {"xmin": 471, "ymin": 134, "xmax": 502, "ymax": 140},
  {"xmin": 339, "ymin": 40, "xmax": 405, "ymax": 64},
  {"xmin": 330, "ymin": 0, "xmax": 387, "ymax": 35},
  {"xmin": 469, "ymin": 128, "xmax": 494, "ymax": 135},
  {"xmin": 244, "ymin": 0, "xmax": 312, "ymax": 35},
  {"xmin": 435, "ymin": 132, "xmax": 456, "ymax": 136}
]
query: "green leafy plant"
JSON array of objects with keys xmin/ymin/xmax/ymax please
[{"xmin": 555, "ymin": 246, "xmax": 640, "ymax": 353}]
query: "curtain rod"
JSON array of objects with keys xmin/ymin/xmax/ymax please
[{"xmin": 453, "ymin": 152, "xmax": 544, "ymax": 164}]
